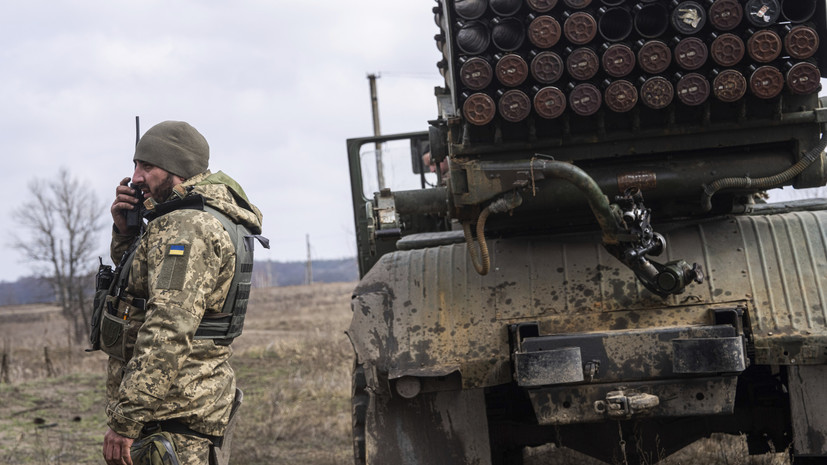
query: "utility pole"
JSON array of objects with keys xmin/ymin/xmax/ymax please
[
  {"xmin": 367, "ymin": 73, "xmax": 385, "ymax": 190},
  {"xmin": 305, "ymin": 234, "xmax": 313, "ymax": 286}
]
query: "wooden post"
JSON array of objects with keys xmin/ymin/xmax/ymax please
[
  {"xmin": 44, "ymin": 346, "xmax": 55, "ymax": 377},
  {"xmin": 0, "ymin": 341, "xmax": 10, "ymax": 383}
]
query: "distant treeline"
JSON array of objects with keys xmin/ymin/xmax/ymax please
[
  {"xmin": 0, "ymin": 276, "xmax": 56, "ymax": 306},
  {"xmin": 0, "ymin": 258, "xmax": 358, "ymax": 306},
  {"xmin": 251, "ymin": 258, "xmax": 358, "ymax": 288}
]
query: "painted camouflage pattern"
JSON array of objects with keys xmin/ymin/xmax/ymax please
[{"xmin": 107, "ymin": 170, "xmax": 263, "ymax": 439}]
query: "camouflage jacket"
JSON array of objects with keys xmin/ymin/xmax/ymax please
[{"xmin": 106, "ymin": 170, "xmax": 263, "ymax": 439}]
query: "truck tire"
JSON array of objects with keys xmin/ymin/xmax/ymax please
[
  {"xmin": 352, "ymin": 362, "xmax": 368, "ymax": 465},
  {"xmin": 355, "ymin": 372, "xmax": 493, "ymax": 465}
]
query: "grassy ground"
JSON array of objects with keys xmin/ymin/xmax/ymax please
[
  {"xmin": 0, "ymin": 282, "xmax": 355, "ymax": 465},
  {"xmin": 0, "ymin": 282, "xmax": 792, "ymax": 465}
]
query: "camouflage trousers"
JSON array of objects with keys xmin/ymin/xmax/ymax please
[{"xmin": 131, "ymin": 431, "xmax": 211, "ymax": 465}]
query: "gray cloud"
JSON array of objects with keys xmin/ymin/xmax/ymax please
[{"xmin": 0, "ymin": 0, "xmax": 442, "ymax": 281}]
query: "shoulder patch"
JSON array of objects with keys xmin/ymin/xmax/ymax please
[{"xmin": 157, "ymin": 244, "xmax": 190, "ymax": 290}]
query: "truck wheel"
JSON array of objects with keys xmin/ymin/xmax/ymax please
[
  {"xmin": 352, "ymin": 362, "xmax": 368, "ymax": 465},
  {"xmin": 356, "ymin": 373, "xmax": 493, "ymax": 464}
]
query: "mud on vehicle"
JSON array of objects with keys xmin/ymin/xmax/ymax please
[{"xmin": 346, "ymin": 1, "xmax": 827, "ymax": 463}]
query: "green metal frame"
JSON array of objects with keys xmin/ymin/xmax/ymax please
[{"xmin": 347, "ymin": 131, "xmax": 429, "ymax": 278}]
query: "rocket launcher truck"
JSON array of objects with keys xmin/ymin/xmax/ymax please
[{"xmin": 346, "ymin": 0, "xmax": 827, "ymax": 463}]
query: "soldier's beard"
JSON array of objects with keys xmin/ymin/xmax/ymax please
[{"xmin": 151, "ymin": 174, "xmax": 176, "ymax": 202}]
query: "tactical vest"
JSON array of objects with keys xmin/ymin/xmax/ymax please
[{"xmin": 89, "ymin": 194, "xmax": 268, "ymax": 355}]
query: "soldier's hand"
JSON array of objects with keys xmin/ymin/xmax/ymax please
[
  {"xmin": 111, "ymin": 177, "xmax": 138, "ymax": 234},
  {"xmin": 103, "ymin": 428, "xmax": 134, "ymax": 465}
]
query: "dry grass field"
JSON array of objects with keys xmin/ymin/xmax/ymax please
[
  {"xmin": 0, "ymin": 282, "xmax": 355, "ymax": 465},
  {"xmin": 0, "ymin": 282, "xmax": 790, "ymax": 465}
]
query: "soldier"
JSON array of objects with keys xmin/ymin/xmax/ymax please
[
  {"xmin": 422, "ymin": 148, "xmax": 449, "ymax": 185},
  {"xmin": 101, "ymin": 121, "xmax": 264, "ymax": 465}
]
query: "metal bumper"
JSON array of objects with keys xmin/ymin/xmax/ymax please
[{"xmin": 511, "ymin": 323, "xmax": 746, "ymax": 425}]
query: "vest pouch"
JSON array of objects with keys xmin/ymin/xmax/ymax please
[
  {"xmin": 100, "ymin": 296, "xmax": 141, "ymax": 362},
  {"xmin": 89, "ymin": 263, "xmax": 115, "ymax": 351},
  {"xmin": 101, "ymin": 312, "xmax": 128, "ymax": 361},
  {"xmin": 88, "ymin": 287, "xmax": 108, "ymax": 351}
]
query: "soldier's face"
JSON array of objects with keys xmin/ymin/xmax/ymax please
[{"xmin": 132, "ymin": 160, "xmax": 180, "ymax": 201}]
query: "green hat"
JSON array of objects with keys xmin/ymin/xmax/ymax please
[{"xmin": 133, "ymin": 121, "xmax": 209, "ymax": 178}]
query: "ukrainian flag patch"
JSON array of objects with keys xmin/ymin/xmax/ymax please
[{"xmin": 159, "ymin": 244, "xmax": 188, "ymax": 290}]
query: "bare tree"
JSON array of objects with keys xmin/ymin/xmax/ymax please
[{"xmin": 11, "ymin": 167, "xmax": 105, "ymax": 344}]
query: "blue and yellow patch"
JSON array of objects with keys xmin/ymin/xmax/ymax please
[{"xmin": 159, "ymin": 244, "xmax": 189, "ymax": 290}]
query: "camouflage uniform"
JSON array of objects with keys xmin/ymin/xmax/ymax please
[{"xmin": 105, "ymin": 170, "xmax": 262, "ymax": 461}]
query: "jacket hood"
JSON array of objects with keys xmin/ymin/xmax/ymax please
[{"xmin": 179, "ymin": 170, "xmax": 264, "ymax": 234}]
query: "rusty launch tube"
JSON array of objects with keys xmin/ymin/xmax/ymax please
[
  {"xmin": 598, "ymin": 6, "xmax": 633, "ymax": 42},
  {"xmin": 781, "ymin": 0, "xmax": 816, "ymax": 23},
  {"xmin": 633, "ymin": 3, "xmax": 668, "ymax": 38}
]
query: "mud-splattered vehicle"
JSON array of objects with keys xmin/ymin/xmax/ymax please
[{"xmin": 346, "ymin": 0, "xmax": 827, "ymax": 463}]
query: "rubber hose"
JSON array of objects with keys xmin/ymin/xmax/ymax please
[
  {"xmin": 463, "ymin": 207, "xmax": 492, "ymax": 275},
  {"xmin": 700, "ymin": 135, "xmax": 827, "ymax": 212},
  {"xmin": 536, "ymin": 159, "xmax": 623, "ymax": 244}
]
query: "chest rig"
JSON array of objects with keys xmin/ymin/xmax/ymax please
[{"xmin": 90, "ymin": 193, "xmax": 268, "ymax": 354}]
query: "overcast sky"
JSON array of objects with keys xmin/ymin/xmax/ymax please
[
  {"xmin": 0, "ymin": 1, "xmax": 443, "ymax": 282},
  {"xmin": 2, "ymin": 2, "xmax": 825, "ymax": 284}
]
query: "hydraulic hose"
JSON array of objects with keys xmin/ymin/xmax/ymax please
[
  {"xmin": 700, "ymin": 134, "xmax": 827, "ymax": 212},
  {"xmin": 463, "ymin": 191, "xmax": 522, "ymax": 275},
  {"xmin": 463, "ymin": 160, "xmax": 626, "ymax": 276},
  {"xmin": 463, "ymin": 207, "xmax": 492, "ymax": 275},
  {"xmin": 533, "ymin": 159, "xmax": 624, "ymax": 244}
]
